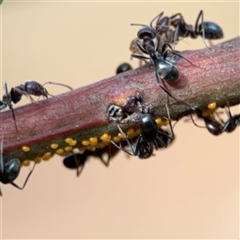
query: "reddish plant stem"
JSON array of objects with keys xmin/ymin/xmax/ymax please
[{"xmin": 1, "ymin": 37, "xmax": 240, "ymax": 163}]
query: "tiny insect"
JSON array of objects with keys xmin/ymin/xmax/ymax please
[
  {"xmin": 0, "ymin": 140, "xmax": 36, "ymax": 196},
  {"xmin": 63, "ymin": 145, "xmax": 119, "ymax": 176}
]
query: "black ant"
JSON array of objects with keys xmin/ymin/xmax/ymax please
[
  {"xmin": 8, "ymin": 80, "xmax": 73, "ymax": 106},
  {"xmin": 111, "ymin": 108, "xmax": 174, "ymax": 159},
  {"xmin": 0, "ymin": 140, "xmax": 36, "ymax": 196},
  {"xmin": 63, "ymin": 145, "xmax": 119, "ymax": 176},
  {"xmin": 130, "ymin": 26, "xmax": 203, "ymax": 129},
  {"xmin": 108, "ymin": 95, "xmax": 174, "ymax": 159},
  {"xmin": 0, "ymin": 80, "xmax": 73, "ymax": 132},
  {"xmin": 131, "ymin": 26, "xmax": 197, "ymax": 97},
  {"xmin": 152, "ymin": 10, "xmax": 223, "ymax": 47},
  {"xmin": 197, "ymin": 105, "xmax": 240, "ymax": 136},
  {"xmin": 116, "ymin": 63, "xmax": 132, "ymax": 75}
]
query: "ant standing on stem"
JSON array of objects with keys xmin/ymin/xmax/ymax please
[
  {"xmin": 150, "ymin": 10, "xmax": 223, "ymax": 48},
  {"xmin": 0, "ymin": 80, "xmax": 73, "ymax": 133},
  {"xmin": 130, "ymin": 25, "xmax": 198, "ymax": 101},
  {"xmin": 108, "ymin": 94, "xmax": 175, "ymax": 159}
]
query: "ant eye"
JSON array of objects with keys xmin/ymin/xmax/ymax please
[{"xmin": 137, "ymin": 27, "xmax": 156, "ymax": 39}]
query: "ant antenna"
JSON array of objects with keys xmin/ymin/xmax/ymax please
[{"xmin": 42, "ymin": 81, "xmax": 73, "ymax": 91}]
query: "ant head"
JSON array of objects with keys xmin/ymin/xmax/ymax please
[{"xmin": 137, "ymin": 27, "xmax": 156, "ymax": 40}]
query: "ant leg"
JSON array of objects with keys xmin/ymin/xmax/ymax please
[
  {"xmin": 10, "ymin": 161, "xmax": 36, "ymax": 190},
  {"xmin": 131, "ymin": 54, "xmax": 150, "ymax": 65},
  {"xmin": 44, "ymin": 89, "xmax": 68, "ymax": 108},
  {"xmin": 162, "ymin": 43, "xmax": 200, "ymax": 68},
  {"xmin": 135, "ymin": 40, "xmax": 148, "ymax": 55},
  {"xmin": 150, "ymin": 12, "xmax": 164, "ymax": 28},
  {"xmin": 4, "ymin": 84, "xmax": 19, "ymax": 134},
  {"xmin": 71, "ymin": 152, "xmax": 82, "ymax": 177},
  {"xmin": 99, "ymin": 145, "xmax": 116, "ymax": 167},
  {"xmin": 173, "ymin": 25, "xmax": 180, "ymax": 50},
  {"xmin": 195, "ymin": 10, "xmax": 210, "ymax": 50},
  {"xmin": 155, "ymin": 72, "xmax": 204, "ymax": 128},
  {"xmin": 76, "ymin": 162, "xmax": 85, "ymax": 177},
  {"xmin": 165, "ymin": 103, "xmax": 175, "ymax": 144},
  {"xmin": 109, "ymin": 124, "xmax": 135, "ymax": 156},
  {"xmin": 42, "ymin": 82, "xmax": 73, "ymax": 91}
]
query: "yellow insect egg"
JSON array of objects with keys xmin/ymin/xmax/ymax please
[
  {"xmin": 65, "ymin": 138, "xmax": 73, "ymax": 144},
  {"xmin": 89, "ymin": 137, "xmax": 98, "ymax": 146},
  {"xmin": 97, "ymin": 143, "xmax": 107, "ymax": 149},
  {"xmin": 118, "ymin": 133, "xmax": 125, "ymax": 139},
  {"xmin": 22, "ymin": 160, "xmax": 31, "ymax": 167},
  {"xmin": 34, "ymin": 157, "xmax": 42, "ymax": 164},
  {"xmin": 82, "ymin": 140, "xmax": 90, "ymax": 146},
  {"xmin": 87, "ymin": 146, "xmax": 95, "ymax": 151},
  {"xmin": 208, "ymin": 101, "xmax": 217, "ymax": 110},
  {"xmin": 134, "ymin": 128, "xmax": 141, "ymax": 136},
  {"xmin": 42, "ymin": 152, "xmax": 52, "ymax": 161},
  {"xmin": 155, "ymin": 117, "xmax": 162, "ymax": 126},
  {"xmin": 202, "ymin": 110, "xmax": 209, "ymax": 117},
  {"xmin": 64, "ymin": 146, "xmax": 72, "ymax": 152},
  {"xmin": 78, "ymin": 146, "xmax": 87, "ymax": 152},
  {"xmin": 68, "ymin": 140, "xmax": 77, "ymax": 146},
  {"xmin": 161, "ymin": 118, "xmax": 169, "ymax": 126},
  {"xmin": 100, "ymin": 133, "xmax": 111, "ymax": 141},
  {"xmin": 22, "ymin": 146, "xmax": 30, "ymax": 152},
  {"xmin": 112, "ymin": 136, "xmax": 121, "ymax": 143},
  {"xmin": 50, "ymin": 143, "xmax": 59, "ymax": 149},
  {"xmin": 56, "ymin": 148, "xmax": 64, "ymax": 155},
  {"xmin": 127, "ymin": 128, "xmax": 135, "ymax": 137}
]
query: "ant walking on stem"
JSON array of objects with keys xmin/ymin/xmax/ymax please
[
  {"xmin": 150, "ymin": 10, "xmax": 223, "ymax": 48},
  {"xmin": 108, "ymin": 94, "xmax": 175, "ymax": 159},
  {"xmin": 0, "ymin": 80, "xmax": 73, "ymax": 133}
]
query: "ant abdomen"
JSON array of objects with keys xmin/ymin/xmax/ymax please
[
  {"xmin": 154, "ymin": 59, "xmax": 179, "ymax": 83},
  {"xmin": 0, "ymin": 158, "xmax": 21, "ymax": 184},
  {"xmin": 200, "ymin": 22, "xmax": 224, "ymax": 40}
]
